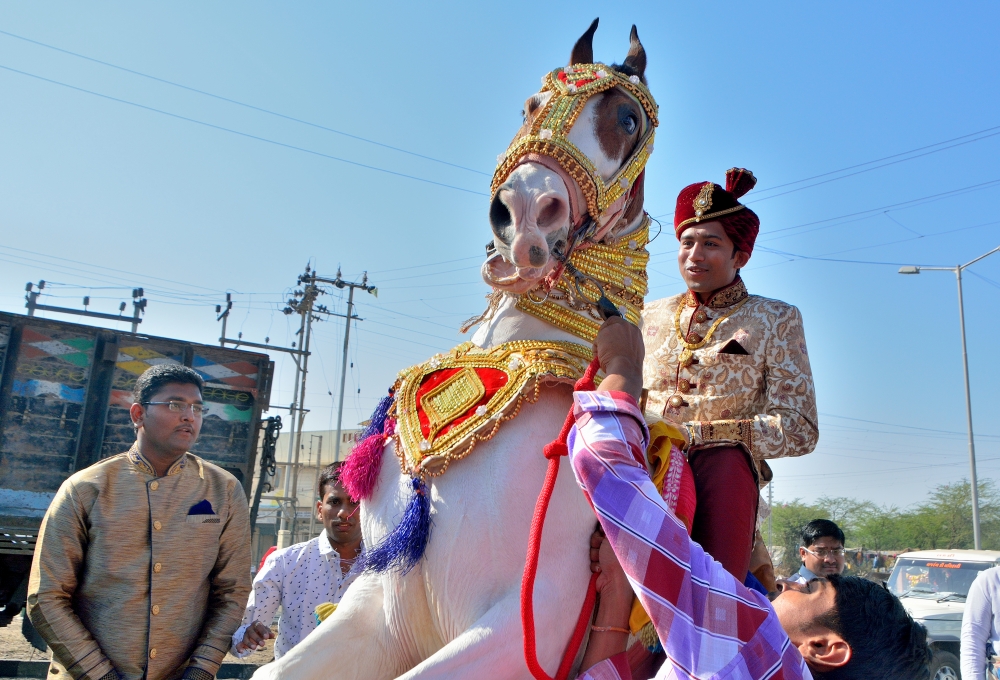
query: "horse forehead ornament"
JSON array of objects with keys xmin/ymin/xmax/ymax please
[{"xmin": 492, "ymin": 62, "xmax": 658, "ymax": 228}]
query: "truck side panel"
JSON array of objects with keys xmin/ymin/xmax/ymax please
[
  {"xmin": 0, "ymin": 312, "xmax": 272, "ymax": 533},
  {"xmin": 0, "ymin": 322, "xmax": 97, "ymax": 522}
]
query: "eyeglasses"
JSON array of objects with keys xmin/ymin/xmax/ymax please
[
  {"xmin": 803, "ymin": 546, "xmax": 846, "ymax": 559},
  {"xmin": 143, "ymin": 401, "xmax": 205, "ymax": 416}
]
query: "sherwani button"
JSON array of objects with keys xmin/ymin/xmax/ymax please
[
  {"xmin": 693, "ymin": 310, "xmax": 709, "ymax": 324},
  {"xmin": 154, "ymin": 563, "xmax": 162, "ymax": 573},
  {"xmin": 153, "ymin": 521, "xmax": 162, "ymax": 531},
  {"xmin": 667, "ymin": 394, "xmax": 687, "ymax": 408},
  {"xmin": 150, "ymin": 481, "xmax": 158, "ymax": 490},
  {"xmin": 685, "ymin": 332, "xmax": 702, "ymax": 344},
  {"xmin": 677, "ymin": 379, "xmax": 691, "ymax": 393},
  {"xmin": 149, "ymin": 649, "xmax": 157, "ymax": 659},
  {"xmin": 152, "ymin": 605, "xmax": 160, "ymax": 615}
]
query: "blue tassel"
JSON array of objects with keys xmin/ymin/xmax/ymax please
[{"xmin": 361, "ymin": 477, "xmax": 432, "ymax": 574}]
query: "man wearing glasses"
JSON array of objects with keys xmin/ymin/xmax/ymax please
[
  {"xmin": 28, "ymin": 364, "xmax": 251, "ymax": 680},
  {"xmin": 788, "ymin": 519, "xmax": 847, "ymax": 584}
]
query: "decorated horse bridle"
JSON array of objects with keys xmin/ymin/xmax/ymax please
[
  {"xmin": 486, "ymin": 63, "xmax": 658, "ymax": 341},
  {"xmin": 492, "ymin": 62, "xmax": 658, "ymax": 231}
]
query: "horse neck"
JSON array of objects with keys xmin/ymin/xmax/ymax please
[{"xmin": 471, "ymin": 210, "xmax": 648, "ymax": 350}]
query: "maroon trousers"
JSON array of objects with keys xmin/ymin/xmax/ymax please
[{"xmin": 688, "ymin": 445, "xmax": 759, "ymax": 580}]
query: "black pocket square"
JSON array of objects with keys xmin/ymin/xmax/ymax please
[{"xmin": 718, "ymin": 339, "xmax": 750, "ymax": 355}]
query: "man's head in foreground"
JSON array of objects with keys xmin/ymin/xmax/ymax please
[
  {"xmin": 129, "ymin": 364, "xmax": 205, "ymax": 457},
  {"xmin": 772, "ymin": 574, "xmax": 930, "ymax": 678},
  {"xmin": 800, "ymin": 519, "xmax": 847, "ymax": 577},
  {"xmin": 316, "ymin": 462, "xmax": 361, "ymax": 547}
]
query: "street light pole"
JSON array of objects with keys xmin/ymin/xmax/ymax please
[
  {"xmin": 899, "ymin": 244, "xmax": 1000, "ymax": 550},
  {"xmin": 954, "ymin": 266, "xmax": 982, "ymax": 550}
]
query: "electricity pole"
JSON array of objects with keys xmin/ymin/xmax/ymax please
[
  {"xmin": 218, "ymin": 266, "xmax": 373, "ymax": 546},
  {"xmin": 322, "ymin": 270, "xmax": 377, "ymax": 460}
]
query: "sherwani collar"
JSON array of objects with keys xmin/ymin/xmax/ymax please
[
  {"xmin": 684, "ymin": 276, "xmax": 749, "ymax": 310},
  {"xmin": 127, "ymin": 442, "xmax": 187, "ymax": 477}
]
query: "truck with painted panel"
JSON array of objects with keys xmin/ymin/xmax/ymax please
[{"xmin": 0, "ymin": 310, "xmax": 274, "ymax": 623}]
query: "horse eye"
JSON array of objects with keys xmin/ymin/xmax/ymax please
[{"xmin": 620, "ymin": 111, "xmax": 638, "ymax": 135}]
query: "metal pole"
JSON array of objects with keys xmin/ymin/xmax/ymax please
[
  {"xmin": 289, "ymin": 280, "xmax": 316, "ymax": 543},
  {"xmin": 334, "ymin": 286, "xmax": 356, "ymax": 461},
  {"xmin": 307, "ymin": 435, "xmax": 323, "ymax": 538},
  {"xmin": 955, "ymin": 267, "xmax": 982, "ymax": 549},
  {"xmin": 278, "ymin": 309, "xmax": 307, "ymax": 538},
  {"xmin": 767, "ymin": 481, "xmax": 773, "ymax": 551}
]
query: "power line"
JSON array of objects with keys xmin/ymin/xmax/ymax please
[
  {"xmin": 763, "ymin": 178, "xmax": 1000, "ymax": 237},
  {"xmin": 748, "ymin": 218, "xmax": 1000, "ymax": 267},
  {"xmin": 0, "ymin": 63, "xmax": 488, "ymax": 197},
  {"xmin": 649, "ymin": 129, "xmax": 1000, "ymax": 222},
  {"xmin": 817, "ymin": 414, "xmax": 998, "ymax": 440},
  {"xmin": 748, "ymin": 127, "xmax": 1000, "ymax": 203},
  {"xmin": 0, "ymin": 28, "xmax": 490, "ymax": 177}
]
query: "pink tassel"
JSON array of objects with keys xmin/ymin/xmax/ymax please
[{"xmin": 342, "ymin": 434, "xmax": 387, "ymax": 501}]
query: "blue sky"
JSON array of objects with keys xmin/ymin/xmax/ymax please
[{"xmin": 0, "ymin": 2, "xmax": 998, "ymax": 508}]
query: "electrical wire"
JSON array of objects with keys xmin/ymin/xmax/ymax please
[
  {"xmin": 0, "ymin": 63, "xmax": 488, "ymax": 197},
  {"xmin": 0, "ymin": 28, "xmax": 490, "ymax": 177}
]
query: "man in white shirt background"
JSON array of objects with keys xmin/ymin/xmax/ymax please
[
  {"xmin": 231, "ymin": 462, "xmax": 363, "ymax": 659},
  {"xmin": 962, "ymin": 565, "xmax": 1000, "ymax": 679},
  {"xmin": 787, "ymin": 519, "xmax": 847, "ymax": 585}
]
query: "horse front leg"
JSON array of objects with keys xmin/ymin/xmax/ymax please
[
  {"xmin": 396, "ymin": 579, "xmax": 591, "ymax": 680},
  {"xmin": 250, "ymin": 573, "xmax": 407, "ymax": 680}
]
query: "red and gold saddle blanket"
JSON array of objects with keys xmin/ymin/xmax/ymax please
[{"xmin": 391, "ymin": 340, "xmax": 593, "ymax": 476}]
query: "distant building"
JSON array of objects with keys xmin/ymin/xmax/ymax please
[{"xmin": 249, "ymin": 428, "xmax": 363, "ymax": 565}]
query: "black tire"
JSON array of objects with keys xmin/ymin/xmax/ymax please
[{"xmin": 929, "ymin": 651, "xmax": 960, "ymax": 680}]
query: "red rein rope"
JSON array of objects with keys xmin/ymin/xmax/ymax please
[{"xmin": 521, "ymin": 357, "xmax": 602, "ymax": 680}]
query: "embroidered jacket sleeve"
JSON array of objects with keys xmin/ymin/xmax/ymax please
[
  {"xmin": 687, "ymin": 304, "xmax": 818, "ymax": 461},
  {"xmin": 231, "ymin": 551, "xmax": 285, "ymax": 658},
  {"xmin": 186, "ymin": 481, "xmax": 252, "ymax": 676},
  {"xmin": 568, "ymin": 391, "xmax": 810, "ymax": 680},
  {"xmin": 27, "ymin": 480, "xmax": 117, "ymax": 680}
]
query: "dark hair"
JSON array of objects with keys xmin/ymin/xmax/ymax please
[
  {"xmin": 801, "ymin": 519, "xmax": 845, "ymax": 548},
  {"xmin": 317, "ymin": 462, "xmax": 345, "ymax": 499},
  {"xmin": 814, "ymin": 575, "xmax": 931, "ymax": 679},
  {"xmin": 133, "ymin": 364, "xmax": 204, "ymax": 405}
]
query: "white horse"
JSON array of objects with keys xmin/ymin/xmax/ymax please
[{"xmin": 255, "ymin": 19, "xmax": 657, "ymax": 680}]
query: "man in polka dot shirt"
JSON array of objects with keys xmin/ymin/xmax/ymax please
[{"xmin": 231, "ymin": 462, "xmax": 363, "ymax": 659}]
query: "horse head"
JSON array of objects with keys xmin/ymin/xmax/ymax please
[{"xmin": 485, "ymin": 18, "xmax": 657, "ymax": 307}]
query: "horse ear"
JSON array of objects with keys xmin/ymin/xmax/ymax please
[
  {"xmin": 569, "ymin": 18, "xmax": 599, "ymax": 65},
  {"xmin": 623, "ymin": 25, "xmax": 647, "ymax": 81}
]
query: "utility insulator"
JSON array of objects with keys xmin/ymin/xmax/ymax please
[{"xmin": 83, "ymin": 296, "xmax": 90, "ymax": 307}]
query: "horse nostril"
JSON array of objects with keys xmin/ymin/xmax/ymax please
[
  {"xmin": 536, "ymin": 196, "xmax": 566, "ymax": 229},
  {"xmin": 528, "ymin": 245, "xmax": 547, "ymax": 267},
  {"xmin": 489, "ymin": 195, "xmax": 512, "ymax": 238}
]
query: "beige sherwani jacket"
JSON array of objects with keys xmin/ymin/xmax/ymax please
[
  {"xmin": 28, "ymin": 446, "xmax": 251, "ymax": 680},
  {"xmin": 641, "ymin": 277, "xmax": 818, "ymax": 474}
]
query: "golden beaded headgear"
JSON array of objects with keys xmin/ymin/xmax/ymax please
[{"xmin": 491, "ymin": 63, "xmax": 658, "ymax": 226}]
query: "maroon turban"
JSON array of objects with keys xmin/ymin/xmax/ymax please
[{"xmin": 673, "ymin": 168, "xmax": 760, "ymax": 256}]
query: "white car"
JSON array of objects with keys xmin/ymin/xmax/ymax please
[{"xmin": 887, "ymin": 549, "xmax": 1000, "ymax": 680}]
